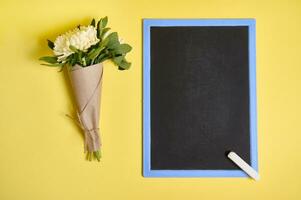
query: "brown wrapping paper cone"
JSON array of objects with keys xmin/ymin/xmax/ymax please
[{"xmin": 68, "ymin": 63, "xmax": 103, "ymax": 153}]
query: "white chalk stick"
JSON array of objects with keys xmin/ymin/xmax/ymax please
[{"xmin": 227, "ymin": 151, "xmax": 260, "ymax": 181}]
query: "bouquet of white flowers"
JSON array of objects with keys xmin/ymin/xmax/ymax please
[{"xmin": 40, "ymin": 17, "xmax": 132, "ymax": 161}]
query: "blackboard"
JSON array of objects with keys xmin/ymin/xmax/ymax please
[{"xmin": 143, "ymin": 19, "xmax": 258, "ymax": 177}]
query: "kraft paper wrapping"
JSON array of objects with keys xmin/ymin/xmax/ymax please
[{"xmin": 68, "ymin": 63, "xmax": 103, "ymax": 153}]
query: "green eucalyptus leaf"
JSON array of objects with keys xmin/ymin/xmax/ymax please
[
  {"xmin": 112, "ymin": 55, "xmax": 124, "ymax": 65},
  {"xmin": 101, "ymin": 16, "xmax": 108, "ymax": 28},
  {"xmin": 70, "ymin": 54, "xmax": 77, "ymax": 66},
  {"xmin": 106, "ymin": 34, "xmax": 120, "ymax": 49},
  {"xmin": 118, "ymin": 59, "xmax": 131, "ymax": 70},
  {"xmin": 118, "ymin": 66, "xmax": 125, "ymax": 70},
  {"xmin": 82, "ymin": 57, "xmax": 87, "ymax": 66},
  {"xmin": 96, "ymin": 20, "xmax": 102, "ymax": 38},
  {"xmin": 91, "ymin": 18, "xmax": 96, "ymax": 27},
  {"xmin": 47, "ymin": 40, "xmax": 54, "ymax": 50},
  {"xmin": 101, "ymin": 32, "xmax": 117, "ymax": 47},
  {"xmin": 87, "ymin": 48, "xmax": 96, "ymax": 56},
  {"xmin": 41, "ymin": 63, "xmax": 63, "ymax": 67},
  {"xmin": 88, "ymin": 46, "xmax": 105, "ymax": 60},
  {"xmin": 106, "ymin": 32, "xmax": 118, "ymax": 43},
  {"xmin": 94, "ymin": 53, "xmax": 107, "ymax": 64},
  {"xmin": 100, "ymin": 27, "xmax": 110, "ymax": 39},
  {"xmin": 39, "ymin": 56, "xmax": 58, "ymax": 64},
  {"xmin": 113, "ymin": 44, "xmax": 132, "ymax": 54},
  {"xmin": 108, "ymin": 41, "xmax": 119, "ymax": 49},
  {"xmin": 100, "ymin": 38, "xmax": 110, "ymax": 48},
  {"xmin": 77, "ymin": 51, "xmax": 83, "ymax": 64}
]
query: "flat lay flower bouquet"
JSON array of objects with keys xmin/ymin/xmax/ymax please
[{"xmin": 39, "ymin": 17, "xmax": 132, "ymax": 161}]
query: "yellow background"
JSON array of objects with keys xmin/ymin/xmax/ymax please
[{"xmin": 0, "ymin": 0, "xmax": 300, "ymax": 199}]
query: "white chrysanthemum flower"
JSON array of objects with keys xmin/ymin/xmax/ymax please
[{"xmin": 53, "ymin": 26, "xmax": 99, "ymax": 62}]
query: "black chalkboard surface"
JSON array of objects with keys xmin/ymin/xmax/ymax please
[{"xmin": 143, "ymin": 19, "xmax": 257, "ymax": 177}]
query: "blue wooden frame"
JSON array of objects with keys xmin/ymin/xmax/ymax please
[{"xmin": 143, "ymin": 19, "xmax": 258, "ymax": 177}]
